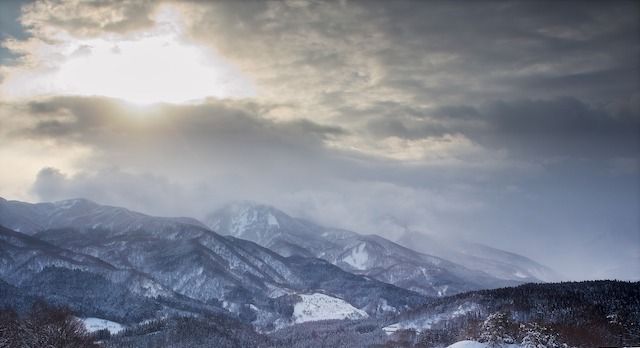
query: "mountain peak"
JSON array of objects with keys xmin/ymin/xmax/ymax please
[
  {"xmin": 205, "ymin": 201, "xmax": 290, "ymax": 237},
  {"xmin": 203, "ymin": 203, "xmax": 532, "ymax": 296}
]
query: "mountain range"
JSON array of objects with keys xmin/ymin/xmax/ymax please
[
  {"xmin": 0, "ymin": 197, "xmax": 556, "ymax": 325},
  {"xmin": 205, "ymin": 201, "xmax": 557, "ymax": 296},
  {"xmin": 0, "ymin": 197, "xmax": 424, "ymax": 329}
]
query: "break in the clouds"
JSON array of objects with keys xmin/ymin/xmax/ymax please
[{"xmin": 0, "ymin": 0, "xmax": 638, "ymax": 280}]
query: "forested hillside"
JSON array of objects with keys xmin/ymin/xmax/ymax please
[
  {"xmin": 2, "ymin": 280, "xmax": 636, "ymax": 347},
  {"xmin": 387, "ymin": 280, "xmax": 640, "ymax": 347}
]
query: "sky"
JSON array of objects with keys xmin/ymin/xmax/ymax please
[{"xmin": 0, "ymin": 0, "xmax": 638, "ymax": 280}]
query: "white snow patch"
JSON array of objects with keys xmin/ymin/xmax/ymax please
[
  {"xmin": 343, "ymin": 243, "xmax": 368, "ymax": 270},
  {"xmin": 267, "ymin": 213, "xmax": 279, "ymax": 227},
  {"xmin": 292, "ymin": 293, "xmax": 368, "ymax": 323},
  {"xmin": 81, "ymin": 317, "xmax": 124, "ymax": 334}
]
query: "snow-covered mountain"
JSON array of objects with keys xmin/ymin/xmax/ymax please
[
  {"xmin": 0, "ymin": 224, "xmax": 226, "ymax": 323},
  {"xmin": 205, "ymin": 202, "xmax": 525, "ymax": 296},
  {"xmin": 396, "ymin": 230, "xmax": 561, "ymax": 283},
  {"xmin": 0, "ymin": 197, "xmax": 206, "ymax": 236},
  {"xmin": 0, "ymin": 197, "xmax": 424, "ymax": 329}
]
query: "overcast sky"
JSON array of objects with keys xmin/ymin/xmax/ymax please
[{"xmin": 0, "ymin": 0, "xmax": 638, "ymax": 280}]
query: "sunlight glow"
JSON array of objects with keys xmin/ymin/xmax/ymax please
[{"xmin": 1, "ymin": 5, "xmax": 255, "ymax": 105}]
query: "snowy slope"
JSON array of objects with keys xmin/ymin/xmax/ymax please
[
  {"xmin": 0, "ymin": 225, "xmax": 177, "ymax": 300},
  {"xmin": 342, "ymin": 243, "xmax": 368, "ymax": 270},
  {"xmin": 206, "ymin": 202, "xmax": 522, "ymax": 296},
  {"xmin": 81, "ymin": 317, "xmax": 124, "ymax": 334},
  {"xmin": 292, "ymin": 293, "xmax": 368, "ymax": 323}
]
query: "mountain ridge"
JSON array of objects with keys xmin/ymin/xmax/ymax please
[
  {"xmin": 204, "ymin": 201, "xmax": 547, "ymax": 296},
  {"xmin": 0, "ymin": 197, "xmax": 426, "ymax": 329}
]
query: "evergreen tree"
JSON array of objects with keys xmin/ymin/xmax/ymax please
[
  {"xmin": 520, "ymin": 323, "xmax": 568, "ymax": 348},
  {"xmin": 479, "ymin": 312, "xmax": 516, "ymax": 347}
]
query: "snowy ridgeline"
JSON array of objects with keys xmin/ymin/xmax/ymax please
[{"xmin": 292, "ymin": 293, "xmax": 369, "ymax": 323}]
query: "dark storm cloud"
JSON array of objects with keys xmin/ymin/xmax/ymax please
[
  {"xmin": 187, "ymin": 0, "xmax": 639, "ymax": 158},
  {"xmin": 355, "ymin": 0, "xmax": 640, "ymax": 104},
  {"xmin": 504, "ymin": 66, "xmax": 639, "ymax": 102},
  {"xmin": 15, "ymin": 97, "xmax": 346, "ymax": 171},
  {"xmin": 4, "ymin": 96, "xmax": 481, "ymax": 180},
  {"xmin": 477, "ymin": 98, "xmax": 639, "ymax": 158},
  {"xmin": 362, "ymin": 97, "xmax": 639, "ymax": 159}
]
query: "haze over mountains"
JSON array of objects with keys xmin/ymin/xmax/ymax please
[
  {"xmin": 395, "ymin": 231, "xmax": 561, "ymax": 283},
  {"xmin": 205, "ymin": 201, "xmax": 558, "ymax": 296}
]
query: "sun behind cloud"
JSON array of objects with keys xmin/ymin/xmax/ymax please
[{"xmin": 1, "ymin": 4, "xmax": 255, "ymax": 105}]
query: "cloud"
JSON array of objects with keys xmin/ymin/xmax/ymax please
[
  {"xmin": 30, "ymin": 165, "xmax": 486, "ymax": 240},
  {"xmin": 354, "ymin": 97, "xmax": 639, "ymax": 165},
  {"xmin": 443, "ymin": 97, "xmax": 637, "ymax": 160},
  {"xmin": 2, "ymin": 96, "xmax": 501, "ymax": 229},
  {"xmin": 21, "ymin": 0, "xmax": 158, "ymax": 38},
  {"xmin": 32, "ymin": 166, "xmax": 195, "ymax": 216},
  {"xmin": 182, "ymin": 0, "xmax": 639, "ymax": 110},
  {"xmin": 477, "ymin": 98, "xmax": 639, "ymax": 159},
  {"xmin": 6, "ymin": 96, "xmax": 493, "ymax": 175},
  {"xmin": 1, "ymin": 1, "xmax": 256, "ymax": 104}
]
